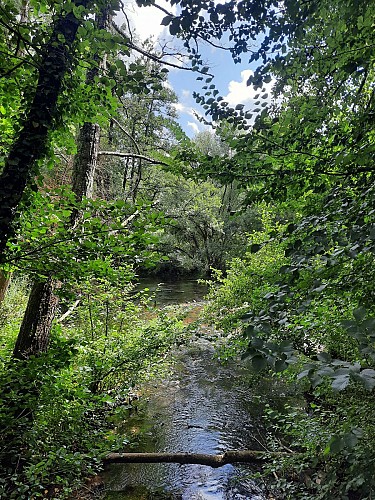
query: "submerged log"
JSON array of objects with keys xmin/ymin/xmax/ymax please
[{"xmin": 103, "ymin": 450, "xmax": 289, "ymax": 468}]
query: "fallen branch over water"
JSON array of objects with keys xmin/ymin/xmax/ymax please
[{"xmin": 103, "ymin": 450, "xmax": 290, "ymax": 468}]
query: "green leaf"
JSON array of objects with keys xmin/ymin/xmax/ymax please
[
  {"xmin": 252, "ymin": 355, "xmax": 267, "ymax": 371},
  {"xmin": 275, "ymin": 359, "xmax": 287, "ymax": 372},
  {"xmin": 343, "ymin": 432, "xmax": 358, "ymax": 449},
  {"xmin": 297, "ymin": 369, "xmax": 311, "ymax": 380},
  {"xmin": 317, "ymin": 366, "xmax": 335, "ymax": 376},
  {"xmin": 331, "ymin": 374, "xmax": 350, "ymax": 391},
  {"xmin": 362, "ymin": 317, "xmax": 375, "ymax": 331},
  {"xmin": 317, "ymin": 352, "xmax": 331, "ymax": 363},
  {"xmin": 329, "ymin": 436, "xmax": 345, "ymax": 453},
  {"xmin": 312, "ymin": 283, "xmax": 327, "ymax": 293},
  {"xmin": 359, "ymin": 369, "xmax": 375, "ymax": 391},
  {"xmin": 353, "ymin": 307, "xmax": 367, "ymax": 322},
  {"xmin": 311, "ymin": 374, "xmax": 323, "ymax": 387},
  {"xmin": 161, "ymin": 15, "xmax": 173, "ymax": 26}
]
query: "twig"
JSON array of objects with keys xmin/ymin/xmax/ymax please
[
  {"xmin": 112, "ymin": 21, "xmax": 214, "ymax": 77},
  {"xmin": 111, "ymin": 118, "xmax": 141, "ymax": 154}
]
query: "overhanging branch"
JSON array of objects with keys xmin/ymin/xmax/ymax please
[{"xmin": 112, "ymin": 21, "xmax": 214, "ymax": 77}]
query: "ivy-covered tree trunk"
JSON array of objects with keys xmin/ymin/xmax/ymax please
[
  {"xmin": 71, "ymin": 1, "xmax": 110, "ymax": 206},
  {"xmin": 0, "ymin": 3, "xmax": 86, "ymax": 261},
  {"xmin": 12, "ymin": 8, "xmax": 110, "ymax": 360}
]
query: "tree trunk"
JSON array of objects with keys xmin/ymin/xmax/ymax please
[
  {"xmin": 0, "ymin": 270, "xmax": 11, "ymax": 304},
  {"xmin": 72, "ymin": 123, "xmax": 100, "ymax": 200},
  {"xmin": 11, "ymin": 7, "xmax": 110, "ymax": 360},
  {"xmin": 13, "ymin": 278, "xmax": 59, "ymax": 359},
  {"xmin": 70, "ymin": 121, "xmax": 101, "ymax": 224},
  {"xmin": 0, "ymin": 3, "xmax": 87, "ymax": 261},
  {"xmin": 103, "ymin": 450, "xmax": 292, "ymax": 468}
]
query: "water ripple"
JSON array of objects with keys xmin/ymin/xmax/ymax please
[{"xmin": 106, "ymin": 341, "xmax": 269, "ymax": 499}]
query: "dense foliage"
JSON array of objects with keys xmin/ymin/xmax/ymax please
[
  {"xmin": 1, "ymin": 0, "xmax": 375, "ymax": 497},
  {"xmin": 0, "ymin": 277, "xmax": 191, "ymax": 498}
]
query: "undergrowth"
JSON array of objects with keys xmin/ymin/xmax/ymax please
[{"xmin": 0, "ymin": 277, "xmax": 190, "ymax": 498}]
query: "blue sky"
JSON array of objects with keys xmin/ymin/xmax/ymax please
[{"xmin": 116, "ymin": 1, "xmax": 274, "ymax": 137}]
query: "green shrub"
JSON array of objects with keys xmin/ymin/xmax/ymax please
[{"xmin": 0, "ymin": 276, "xmax": 188, "ymax": 498}]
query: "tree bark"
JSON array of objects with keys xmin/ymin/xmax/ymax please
[
  {"xmin": 71, "ymin": 122, "xmax": 101, "ymax": 201},
  {"xmin": 0, "ymin": 270, "xmax": 11, "ymax": 304},
  {"xmin": 0, "ymin": 3, "xmax": 87, "ymax": 261},
  {"xmin": 13, "ymin": 277, "xmax": 59, "ymax": 359},
  {"xmin": 11, "ymin": 6, "xmax": 110, "ymax": 360},
  {"xmin": 103, "ymin": 450, "xmax": 291, "ymax": 468}
]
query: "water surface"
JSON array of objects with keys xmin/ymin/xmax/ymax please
[
  {"xmin": 104, "ymin": 281, "xmax": 289, "ymax": 499},
  {"xmin": 136, "ymin": 278, "xmax": 208, "ymax": 306},
  {"xmin": 104, "ymin": 337, "xmax": 283, "ymax": 499}
]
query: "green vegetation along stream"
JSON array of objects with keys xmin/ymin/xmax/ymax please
[{"xmin": 103, "ymin": 282, "xmax": 291, "ymax": 499}]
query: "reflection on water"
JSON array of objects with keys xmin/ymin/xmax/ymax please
[
  {"xmin": 104, "ymin": 339, "xmax": 276, "ymax": 499},
  {"xmin": 136, "ymin": 279, "xmax": 208, "ymax": 306}
]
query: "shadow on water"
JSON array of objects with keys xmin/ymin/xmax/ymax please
[{"xmin": 103, "ymin": 281, "xmax": 292, "ymax": 499}]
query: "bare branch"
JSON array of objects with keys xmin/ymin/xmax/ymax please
[
  {"xmin": 151, "ymin": 2, "xmax": 174, "ymax": 17},
  {"xmin": 56, "ymin": 299, "xmax": 80, "ymax": 323},
  {"xmin": 118, "ymin": 0, "xmax": 133, "ymax": 42},
  {"xmin": 111, "ymin": 118, "xmax": 141, "ymax": 154},
  {"xmin": 98, "ymin": 151, "xmax": 170, "ymax": 167},
  {"xmin": 112, "ymin": 21, "xmax": 214, "ymax": 77}
]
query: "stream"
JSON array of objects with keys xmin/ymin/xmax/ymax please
[
  {"xmin": 103, "ymin": 280, "xmax": 290, "ymax": 499},
  {"xmin": 135, "ymin": 278, "xmax": 209, "ymax": 306}
]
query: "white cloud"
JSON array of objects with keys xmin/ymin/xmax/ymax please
[
  {"xmin": 224, "ymin": 70, "xmax": 275, "ymax": 107},
  {"xmin": 172, "ymin": 102, "xmax": 187, "ymax": 113},
  {"xmin": 172, "ymin": 103, "xmax": 203, "ymax": 121},
  {"xmin": 187, "ymin": 121, "xmax": 201, "ymax": 134},
  {"xmin": 182, "ymin": 89, "xmax": 190, "ymax": 99},
  {"xmin": 225, "ymin": 70, "xmax": 254, "ymax": 105},
  {"xmin": 116, "ymin": 0, "xmax": 176, "ymax": 42},
  {"xmin": 162, "ymin": 80, "xmax": 173, "ymax": 91}
]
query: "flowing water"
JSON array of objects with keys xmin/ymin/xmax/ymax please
[
  {"xmin": 135, "ymin": 278, "xmax": 208, "ymax": 306},
  {"xmin": 104, "ymin": 280, "xmax": 289, "ymax": 499}
]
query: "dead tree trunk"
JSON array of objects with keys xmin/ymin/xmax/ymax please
[{"xmin": 103, "ymin": 450, "xmax": 292, "ymax": 468}]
